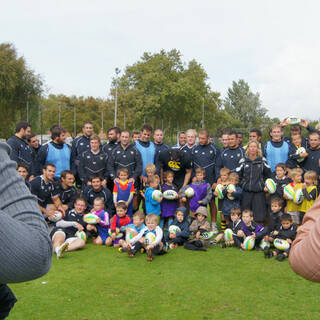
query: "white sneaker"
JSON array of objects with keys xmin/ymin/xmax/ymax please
[
  {"xmin": 56, "ymin": 242, "xmax": 69, "ymax": 259},
  {"xmin": 211, "ymin": 224, "xmax": 219, "ymax": 234}
]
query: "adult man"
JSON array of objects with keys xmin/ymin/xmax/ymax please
[
  {"xmin": 159, "ymin": 148, "xmax": 192, "ymax": 191},
  {"xmin": 54, "ymin": 170, "xmax": 78, "ymax": 212},
  {"xmin": 154, "ymin": 129, "xmax": 170, "ymax": 174},
  {"xmin": 172, "ymin": 131, "xmax": 187, "ymax": 149},
  {"xmin": 107, "ymin": 130, "xmax": 142, "ymax": 185},
  {"xmin": 82, "ymin": 175, "xmax": 115, "ymax": 214},
  {"xmin": 71, "ymin": 121, "xmax": 94, "ymax": 176},
  {"xmin": 27, "ymin": 133, "xmax": 41, "ymax": 178},
  {"xmin": 181, "ymin": 129, "xmax": 197, "ymax": 156},
  {"xmin": 217, "ymin": 131, "xmax": 245, "ymax": 175},
  {"xmin": 78, "ymin": 134, "xmax": 108, "ymax": 187},
  {"xmin": 220, "ymin": 131, "xmax": 229, "ymax": 151},
  {"xmin": 302, "ymin": 132, "xmax": 320, "ymax": 176},
  {"xmin": 38, "ymin": 126, "xmax": 71, "ymax": 178},
  {"xmin": 263, "ymin": 124, "xmax": 290, "ymax": 172},
  {"xmin": 30, "ymin": 163, "xmax": 65, "ymax": 219},
  {"xmin": 191, "ymin": 129, "xmax": 220, "ymax": 233},
  {"xmin": 7, "ymin": 121, "xmax": 33, "ymax": 172},
  {"xmin": 102, "ymin": 127, "xmax": 121, "ymax": 157}
]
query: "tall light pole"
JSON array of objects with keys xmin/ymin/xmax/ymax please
[
  {"xmin": 59, "ymin": 105, "xmax": 76, "ymax": 137},
  {"xmin": 114, "ymin": 67, "xmax": 120, "ymax": 127},
  {"xmin": 201, "ymin": 98, "xmax": 205, "ymax": 129}
]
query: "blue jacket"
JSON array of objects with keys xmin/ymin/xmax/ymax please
[{"xmin": 145, "ymin": 187, "xmax": 161, "ymax": 215}]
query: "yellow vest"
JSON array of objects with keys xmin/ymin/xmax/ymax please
[
  {"xmin": 286, "ymin": 182, "xmax": 303, "ymax": 212},
  {"xmin": 300, "ymin": 185, "xmax": 318, "ymax": 213}
]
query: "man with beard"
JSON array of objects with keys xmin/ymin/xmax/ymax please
[
  {"xmin": 154, "ymin": 129, "xmax": 170, "ymax": 174},
  {"xmin": 302, "ymin": 131, "xmax": 320, "ymax": 176},
  {"xmin": 71, "ymin": 122, "xmax": 94, "ymax": 183},
  {"xmin": 107, "ymin": 130, "xmax": 142, "ymax": 186},
  {"xmin": 54, "ymin": 170, "xmax": 78, "ymax": 212},
  {"xmin": 191, "ymin": 129, "xmax": 220, "ymax": 233},
  {"xmin": 220, "ymin": 131, "xmax": 230, "ymax": 151},
  {"xmin": 38, "ymin": 126, "xmax": 71, "ymax": 178},
  {"xmin": 78, "ymin": 134, "xmax": 108, "ymax": 187},
  {"xmin": 172, "ymin": 131, "xmax": 187, "ymax": 149},
  {"xmin": 27, "ymin": 133, "xmax": 41, "ymax": 178},
  {"xmin": 7, "ymin": 121, "xmax": 34, "ymax": 173}
]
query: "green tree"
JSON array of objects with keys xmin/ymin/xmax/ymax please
[{"xmin": 0, "ymin": 43, "xmax": 43, "ymax": 138}]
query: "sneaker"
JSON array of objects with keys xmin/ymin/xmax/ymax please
[
  {"xmin": 221, "ymin": 243, "xmax": 227, "ymax": 248},
  {"xmin": 211, "ymin": 224, "xmax": 219, "ymax": 234},
  {"xmin": 146, "ymin": 249, "xmax": 153, "ymax": 261},
  {"xmin": 56, "ymin": 242, "xmax": 69, "ymax": 259},
  {"xmin": 118, "ymin": 247, "xmax": 127, "ymax": 253},
  {"xmin": 264, "ymin": 248, "xmax": 273, "ymax": 259},
  {"xmin": 276, "ymin": 254, "xmax": 286, "ymax": 261},
  {"xmin": 128, "ymin": 250, "xmax": 135, "ymax": 258},
  {"xmin": 140, "ymin": 248, "xmax": 145, "ymax": 254},
  {"xmin": 209, "ymin": 240, "xmax": 217, "ymax": 246}
]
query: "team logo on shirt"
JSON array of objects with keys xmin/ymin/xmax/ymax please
[
  {"xmin": 131, "ymin": 151, "xmax": 134, "ymax": 154},
  {"xmin": 168, "ymin": 160, "xmax": 181, "ymax": 171},
  {"xmin": 117, "ymin": 151, "xmax": 120, "ymax": 154},
  {"xmin": 100, "ymin": 157, "xmax": 104, "ymax": 160}
]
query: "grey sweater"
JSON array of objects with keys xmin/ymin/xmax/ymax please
[{"xmin": 0, "ymin": 142, "xmax": 52, "ymax": 284}]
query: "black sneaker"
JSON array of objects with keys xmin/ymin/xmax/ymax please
[
  {"xmin": 276, "ymin": 254, "xmax": 286, "ymax": 261},
  {"xmin": 221, "ymin": 243, "xmax": 227, "ymax": 248},
  {"xmin": 264, "ymin": 248, "xmax": 273, "ymax": 259}
]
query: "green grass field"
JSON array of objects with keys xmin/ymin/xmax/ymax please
[{"xmin": 9, "ymin": 242, "xmax": 320, "ymax": 320}]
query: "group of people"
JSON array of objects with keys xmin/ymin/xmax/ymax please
[{"xmin": 6, "ymin": 119, "xmax": 320, "ymax": 263}]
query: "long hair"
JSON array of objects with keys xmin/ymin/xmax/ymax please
[{"xmin": 245, "ymin": 140, "xmax": 262, "ymax": 158}]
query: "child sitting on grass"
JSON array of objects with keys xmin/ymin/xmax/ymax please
[
  {"xmin": 128, "ymin": 213, "xmax": 164, "ymax": 261},
  {"xmin": 118, "ymin": 211, "xmax": 145, "ymax": 253},
  {"xmin": 213, "ymin": 207, "xmax": 242, "ymax": 248},
  {"xmin": 86, "ymin": 197, "xmax": 110, "ymax": 246},
  {"xmin": 165, "ymin": 206, "xmax": 190, "ymax": 249},
  {"xmin": 50, "ymin": 197, "xmax": 88, "ymax": 259},
  {"xmin": 109, "ymin": 201, "xmax": 131, "ymax": 248},
  {"xmin": 237, "ymin": 209, "xmax": 266, "ymax": 251},
  {"xmin": 264, "ymin": 213, "xmax": 297, "ymax": 261}
]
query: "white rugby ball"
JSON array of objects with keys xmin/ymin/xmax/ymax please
[
  {"xmin": 274, "ymin": 238, "xmax": 290, "ymax": 251},
  {"xmin": 215, "ymin": 184, "xmax": 224, "ymax": 200},
  {"xmin": 200, "ymin": 231, "xmax": 215, "ymax": 240},
  {"xmin": 163, "ymin": 189, "xmax": 178, "ymax": 200},
  {"xmin": 224, "ymin": 228, "xmax": 233, "ymax": 241},
  {"xmin": 243, "ymin": 237, "xmax": 255, "ymax": 250},
  {"xmin": 227, "ymin": 184, "xmax": 236, "ymax": 200},
  {"xmin": 145, "ymin": 232, "xmax": 156, "ymax": 245},
  {"xmin": 259, "ymin": 239, "xmax": 270, "ymax": 250},
  {"xmin": 168, "ymin": 225, "xmax": 181, "ymax": 233},
  {"xmin": 75, "ymin": 230, "xmax": 87, "ymax": 242},
  {"xmin": 293, "ymin": 188, "xmax": 304, "ymax": 204},
  {"xmin": 108, "ymin": 230, "xmax": 124, "ymax": 239},
  {"xmin": 185, "ymin": 187, "xmax": 195, "ymax": 198},
  {"xmin": 48, "ymin": 211, "xmax": 62, "ymax": 222},
  {"xmin": 286, "ymin": 117, "xmax": 301, "ymax": 125},
  {"xmin": 296, "ymin": 147, "xmax": 306, "ymax": 163},
  {"xmin": 265, "ymin": 178, "xmax": 277, "ymax": 194},
  {"xmin": 152, "ymin": 190, "xmax": 163, "ymax": 202},
  {"xmin": 283, "ymin": 184, "xmax": 295, "ymax": 200}
]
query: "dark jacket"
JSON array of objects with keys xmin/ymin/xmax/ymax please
[
  {"xmin": 218, "ymin": 147, "xmax": 245, "ymax": 173},
  {"xmin": 221, "ymin": 185, "xmax": 242, "ymax": 215},
  {"xmin": 167, "ymin": 206, "xmax": 190, "ymax": 240},
  {"xmin": 70, "ymin": 135, "xmax": 91, "ymax": 172},
  {"xmin": 272, "ymin": 224, "xmax": 297, "ymax": 241},
  {"xmin": 236, "ymin": 156, "xmax": 271, "ymax": 192}
]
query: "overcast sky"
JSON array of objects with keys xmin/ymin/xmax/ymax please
[{"xmin": 1, "ymin": 0, "xmax": 319, "ymax": 120}]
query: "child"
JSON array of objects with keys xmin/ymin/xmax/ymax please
[
  {"xmin": 118, "ymin": 211, "xmax": 146, "ymax": 252},
  {"xmin": 50, "ymin": 197, "xmax": 88, "ymax": 259},
  {"xmin": 161, "ymin": 171, "xmax": 179, "ymax": 229},
  {"xmin": 17, "ymin": 163, "xmax": 31, "ymax": 190},
  {"xmin": 139, "ymin": 163, "xmax": 158, "ymax": 212},
  {"xmin": 287, "ymin": 134, "xmax": 308, "ymax": 169},
  {"xmin": 221, "ymin": 173, "xmax": 242, "ymax": 227},
  {"xmin": 284, "ymin": 168, "xmax": 304, "ymax": 225},
  {"xmin": 214, "ymin": 167, "xmax": 230, "ymax": 231},
  {"xmin": 300, "ymin": 170, "xmax": 318, "ymax": 222},
  {"xmin": 184, "ymin": 206, "xmax": 212, "ymax": 251},
  {"xmin": 264, "ymin": 213, "xmax": 297, "ymax": 261},
  {"xmin": 213, "ymin": 207, "xmax": 242, "ymax": 248},
  {"xmin": 180, "ymin": 168, "xmax": 212, "ymax": 218},
  {"xmin": 264, "ymin": 197, "xmax": 283, "ymax": 244},
  {"xmin": 144, "ymin": 175, "xmax": 162, "ymax": 216},
  {"xmin": 109, "ymin": 201, "xmax": 131, "ymax": 248},
  {"xmin": 128, "ymin": 213, "xmax": 164, "ymax": 261},
  {"xmin": 86, "ymin": 197, "xmax": 110, "ymax": 246},
  {"xmin": 237, "ymin": 209, "xmax": 266, "ymax": 250},
  {"xmin": 113, "ymin": 168, "xmax": 135, "ymax": 217},
  {"xmin": 165, "ymin": 207, "xmax": 190, "ymax": 249}
]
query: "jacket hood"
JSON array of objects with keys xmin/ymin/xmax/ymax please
[{"xmin": 176, "ymin": 206, "xmax": 188, "ymax": 218}]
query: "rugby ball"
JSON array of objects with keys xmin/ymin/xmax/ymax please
[
  {"xmin": 83, "ymin": 213, "xmax": 99, "ymax": 224},
  {"xmin": 274, "ymin": 238, "xmax": 290, "ymax": 251},
  {"xmin": 226, "ymin": 184, "xmax": 236, "ymax": 200},
  {"xmin": 296, "ymin": 147, "xmax": 306, "ymax": 163},
  {"xmin": 259, "ymin": 239, "xmax": 270, "ymax": 250},
  {"xmin": 48, "ymin": 211, "xmax": 62, "ymax": 222},
  {"xmin": 168, "ymin": 225, "xmax": 181, "ymax": 233},
  {"xmin": 200, "ymin": 231, "xmax": 215, "ymax": 240},
  {"xmin": 75, "ymin": 230, "xmax": 87, "ymax": 242},
  {"xmin": 152, "ymin": 190, "xmax": 163, "ymax": 202},
  {"xmin": 215, "ymin": 184, "xmax": 224, "ymax": 200},
  {"xmin": 145, "ymin": 232, "xmax": 156, "ymax": 245},
  {"xmin": 286, "ymin": 117, "xmax": 301, "ymax": 125},
  {"xmin": 224, "ymin": 228, "xmax": 233, "ymax": 241},
  {"xmin": 185, "ymin": 187, "xmax": 195, "ymax": 198},
  {"xmin": 283, "ymin": 184, "xmax": 295, "ymax": 200},
  {"xmin": 293, "ymin": 188, "xmax": 304, "ymax": 204},
  {"xmin": 243, "ymin": 237, "xmax": 255, "ymax": 250},
  {"xmin": 265, "ymin": 178, "xmax": 277, "ymax": 194},
  {"xmin": 163, "ymin": 189, "xmax": 178, "ymax": 200},
  {"xmin": 126, "ymin": 228, "xmax": 136, "ymax": 240},
  {"xmin": 108, "ymin": 230, "xmax": 124, "ymax": 239}
]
